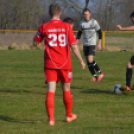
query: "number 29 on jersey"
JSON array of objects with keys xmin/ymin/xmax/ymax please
[{"xmin": 48, "ymin": 34, "xmax": 67, "ymax": 47}]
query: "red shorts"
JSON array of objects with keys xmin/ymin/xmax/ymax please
[{"xmin": 44, "ymin": 69, "xmax": 72, "ymax": 83}]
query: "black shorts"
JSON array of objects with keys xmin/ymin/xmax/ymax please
[
  {"xmin": 83, "ymin": 45, "xmax": 95, "ymax": 57},
  {"xmin": 130, "ymin": 55, "xmax": 134, "ymax": 65}
]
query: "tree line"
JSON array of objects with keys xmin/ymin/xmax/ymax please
[{"xmin": 0, "ymin": 0, "xmax": 134, "ymax": 31}]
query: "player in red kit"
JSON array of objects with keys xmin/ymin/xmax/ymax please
[{"xmin": 34, "ymin": 3, "xmax": 86, "ymax": 126}]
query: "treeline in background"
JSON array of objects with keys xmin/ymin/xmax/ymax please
[{"xmin": 0, "ymin": 0, "xmax": 134, "ymax": 31}]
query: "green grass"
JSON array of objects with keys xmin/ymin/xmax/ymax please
[{"xmin": 1, "ymin": 50, "xmax": 134, "ymax": 134}]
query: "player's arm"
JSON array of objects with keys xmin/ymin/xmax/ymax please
[
  {"xmin": 70, "ymin": 44, "xmax": 86, "ymax": 70},
  {"xmin": 76, "ymin": 31, "xmax": 82, "ymax": 44},
  {"xmin": 117, "ymin": 25, "xmax": 134, "ymax": 31},
  {"xmin": 96, "ymin": 29, "xmax": 102, "ymax": 51},
  {"xmin": 68, "ymin": 24, "xmax": 85, "ymax": 70},
  {"xmin": 76, "ymin": 22, "xmax": 83, "ymax": 44},
  {"xmin": 33, "ymin": 25, "xmax": 44, "ymax": 46},
  {"xmin": 95, "ymin": 20, "xmax": 102, "ymax": 51}
]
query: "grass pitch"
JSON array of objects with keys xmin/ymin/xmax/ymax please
[{"xmin": 0, "ymin": 50, "xmax": 134, "ymax": 134}]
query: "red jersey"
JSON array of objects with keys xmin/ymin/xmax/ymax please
[{"xmin": 34, "ymin": 19, "xmax": 76, "ymax": 70}]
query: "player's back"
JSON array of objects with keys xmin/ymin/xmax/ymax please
[{"xmin": 42, "ymin": 19, "xmax": 74, "ymax": 70}]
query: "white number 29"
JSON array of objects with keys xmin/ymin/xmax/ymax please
[{"xmin": 48, "ymin": 34, "xmax": 67, "ymax": 47}]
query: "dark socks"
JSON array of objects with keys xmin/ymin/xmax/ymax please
[
  {"xmin": 126, "ymin": 68, "xmax": 132, "ymax": 87},
  {"xmin": 88, "ymin": 63, "xmax": 97, "ymax": 78},
  {"xmin": 88, "ymin": 61, "xmax": 102, "ymax": 78},
  {"xmin": 92, "ymin": 61, "xmax": 101, "ymax": 74}
]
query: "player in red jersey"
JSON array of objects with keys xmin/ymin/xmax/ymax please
[{"xmin": 34, "ymin": 3, "xmax": 86, "ymax": 126}]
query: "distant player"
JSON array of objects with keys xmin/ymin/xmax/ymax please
[
  {"xmin": 116, "ymin": 11, "xmax": 134, "ymax": 91},
  {"xmin": 42, "ymin": 20, "xmax": 45, "ymax": 24},
  {"xmin": 76, "ymin": 8, "xmax": 104, "ymax": 82},
  {"xmin": 63, "ymin": 17, "xmax": 78, "ymax": 98},
  {"xmin": 63, "ymin": 17, "xmax": 74, "ymax": 28},
  {"xmin": 34, "ymin": 3, "xmax": 86, "ymax": 126}
]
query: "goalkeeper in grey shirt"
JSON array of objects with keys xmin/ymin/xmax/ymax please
[{"xmin": 76, "ymin": 8, "xmax": 104, "ymax": 82}]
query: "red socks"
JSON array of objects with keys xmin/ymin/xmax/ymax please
[
  {"xmin": 45, "ymin": 90, "xmax": 73, "ymax": 121},
  {"xmin": 45, "ymin": 92, "xmax": 55, "ymax": 121},
  {"xmin": 63, "ymin": 90, "xmax": 73, "ymax": 117}
]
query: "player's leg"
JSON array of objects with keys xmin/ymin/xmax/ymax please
[
  {"xmin": 92, "ymin": 60, "xmax": 102, "ymax": 74},
  {"xmin": 59, "ymin": 69, "xmax": 77, "ymax": 122},
  {"xmin": 44, "ymin": 69, "xmax": 57, "ymax": 126},
  {"xmin": 93, "ymin": 60, "xmax": 104, "ymax": 82},
  {"xmin": 45, "ymin": 82, "xmax": 56, "ymax": 126},
  {"xmin": 61, "ymin": 82, "xmax": 77, "ymax": 122},
  {"xmin": 120, "ymin": 56, "xmax": 134, "ymax": 91},
  {"xmin": 86, "ymin": 55, "xmax": 97, "ymax": 81},
  {"xmin": 126, "ymin": 62, "xmax": 133, "ymax": 88},
  {"xmin": 87, "ymin": 46, "xmax": 104, "ymax": 81},
  {"xmin": 126, "ymin": 56, "xmax": 134, "ymax": 90},
  {"xmin": 61, "ymin": 82, "xmax": 72, "ymax": 117},
  {"xmin": 45, "ymin": 82, "xmax": 56, "ymax": 120},
  {"xmin": 83, "ymin": 46, "xmax": 97, "ymax": 81}
]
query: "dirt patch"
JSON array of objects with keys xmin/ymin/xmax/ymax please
[
  {"xmin": 0, "ymin": 43, "xmax": 45, "ymax": 50},
  {"xmin": 102, "ymin": 45, "xmax": 134, "ymax": 52},
  {"xmin": 0, "ymin": 43, "xmax": 133, "ymax": 52},
  {"xmin": 102, "ymin": 46, "xmax": 121, "ymax": 51},
  {"xmin": 78, "ymin": 45, "xmax": 83, "ymax": 51},
  {"xmin": 8, "ymin": 43, "xmax": 31, "ymax": 50},
  {"xmin": 106, "ymin": 37, "xmax": 134, "ymax": 45},
  {"xmin": 77, "ymin": 45, "xmax": 122, "ymax": 52},
  {"xmin": 0, "ymin": 46, "xmax": 8, "ymax": 50}
]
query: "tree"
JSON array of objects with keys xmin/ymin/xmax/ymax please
[
  {"xmin": 0, "ymin": 0, "xmax": 134, "ymax": 30},
  {"xmin": 0, "ymin": 0, "xmax": 42, "ymax": 30}
]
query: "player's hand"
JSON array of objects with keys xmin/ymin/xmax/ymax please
[
  {"xmin": 33, "ymin": 40, "xmax": 39, "ymax": 46},
  {"xmin": 116, "ymin": 25, "xmax": 122, "ymax": 30},
  {"xmin": 80, "ymin": 61, "xmax": 86, "ymax": 70},
  {"xmin": 96, "ymin": 44, "xmax": 101, "ymax": 51}
]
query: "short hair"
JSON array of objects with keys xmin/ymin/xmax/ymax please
[
  {"xmin": 42, "ymin": 20, "xmax": 45, "ymax": 24},
  {"xmin": 49, "ymin": 3, "xmax": 61, "ymax": 17},
  {"xmin": 83, "ymin": 8, "xmax": 91, "ymax": 14},
  {"xmin": 130, "ymin": 11, "xmax": 134, "ymax": 18},
  {"xmin": 63, "ymin": 17, "xmax": 74, "ymax": 25}
]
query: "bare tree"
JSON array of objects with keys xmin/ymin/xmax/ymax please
[
  {"xmin": 0, "ymin": 0, "xmax": 42, "ymax": 30},
  {"xmin": 0, "ymin": 0, "xmax": 134, "ymax": 30},
  {"xmin": 85, "ymin": 0, "xmax": 90, "ymax": 8}
]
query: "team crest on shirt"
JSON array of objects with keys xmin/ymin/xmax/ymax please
[{"xmin": 68, "ymin": 72, "xmax": 72, "ymax": 78}]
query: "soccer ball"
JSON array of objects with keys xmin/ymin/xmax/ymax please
[{"xmin": 113, "ymin": 84, "xmax": 123, "ymax": 94}]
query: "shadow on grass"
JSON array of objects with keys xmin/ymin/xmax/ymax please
[
  {"xmin": 0, "ymin": 115, "xmax": 14, "ymax": 121},
  {"xmin": 0, "ymin": 86, "xmax": 113, "ymax": 96},
  {"xmin": 0, "ymin": 88, "xmax": 47, "ymax": 95},
  {"xmin": 0, "ymin": 115, "xmax": 23, "ymax": 123},
  {"xmin": 0, "ymin": 88, "xmax": 67, "ymax": 97},
  {"xmin": 0, "ymin": 115, "xmax": 42, "ymax": 124},
  {"xmin": 71, "ymin": 86, "xmax": 83, "ymax": 90},
  {"xmin": 81, "ymin": 88, "xmax": 113, "ymax": 95}
]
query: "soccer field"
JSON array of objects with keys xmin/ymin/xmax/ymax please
[{"xmin": 0, "ymin": 50, "xmax": 134, "ymax": 134}]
